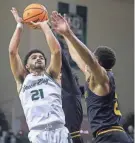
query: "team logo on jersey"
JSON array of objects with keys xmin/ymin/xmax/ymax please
[{"xmin": 22, "ymin": 78, "xmax": 49, "ymax": 92}]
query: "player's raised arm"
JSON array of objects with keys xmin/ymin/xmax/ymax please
[
  {"xmin": 9, "ymin": 8, "xmax": 26, "ymax": 85},
  {"xmin": 31, "ymin": 21, "xmax": 61, "ymax": 79},
  {"xmin": 64, "ymin": 36, "xmax": 87, "ymax": 73},
  {"xmin": 61, "ymin": 15, "xmax": 86, "ymax": 74},
  {"xmin": 51, "ymin": 11, "xmax": 109, "ymax": 84}
]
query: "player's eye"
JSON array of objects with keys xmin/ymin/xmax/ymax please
[
  {"xmin": 31, "ymin": 56, "xmax": 37, "ymax": 59},
  {"xmin": 40, "ymin": 56, "xmax": 44, "ymax": 60}
]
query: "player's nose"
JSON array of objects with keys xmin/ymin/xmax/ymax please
[
  {"xmin": 36, "ymin": 57, "xmax": 41, "ymax": 60},
  {"xmin": 36, "ymin": 58, "xmax": 42, "ymax": 62}
]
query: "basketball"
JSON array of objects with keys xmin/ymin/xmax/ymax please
[{"xmin": 23, "ymin": 3, "xmax": 48, "ymax": 28}]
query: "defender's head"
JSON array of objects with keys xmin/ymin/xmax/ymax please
[
  {"xmin": 94, "ymin": 46, "xmax": 116, "ymax": 70},
  {"xmin": 24, "ymin": 49, "xmax": 47, "ymax": 73}
]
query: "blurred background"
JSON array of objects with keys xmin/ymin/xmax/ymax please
[{"xmin": 0, "ymin": 0, "xmax": 134, "ymax": 142}]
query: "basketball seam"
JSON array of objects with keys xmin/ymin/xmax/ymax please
[
  {"xmin": 23, "ymin": 10, "xmax": 44, "ymax": 21},
  {"xmin": 40, "ymin": 4, "xmax": 46, "ymax": 11},
  {"xmin": 40, "ymin": 11, "xmax": 46, "ymax": 22},
  {"xmin": 24, "ymin": 8, "xmax": 44, "ymax": 12}
]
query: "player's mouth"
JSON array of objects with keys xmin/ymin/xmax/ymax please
[{"xmin": 36, "ymin": 61, "xmax": 42, "ymax": 64}]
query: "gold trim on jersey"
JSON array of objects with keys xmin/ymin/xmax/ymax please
[
  {"xmin": 96, "ymin": 126, "xmax": 124, "ymax": 137},
  {"xmin": 70, "ymin": 131, "xmax": 81, "ymax": 138}
]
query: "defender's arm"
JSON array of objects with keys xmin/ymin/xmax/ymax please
[{"xmin": 64, "ymin": 29, "xmax": 109, "ymax": 85}]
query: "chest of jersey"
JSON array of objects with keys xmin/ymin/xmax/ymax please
[
  {"xmin": 19, "ymin": 73, "xmax": 65, "ymax": 132},
  {"xmin": 20, "ymin": 74, "xmax": 61, "ymax": 107}
]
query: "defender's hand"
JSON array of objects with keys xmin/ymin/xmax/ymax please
[
  {"xmin": 51, "ymin": 11, "xmax": 71, "ymax": 36},
  {"xmin": 11, "ymin": 7, "xmax": 23, "ymax": 24}
]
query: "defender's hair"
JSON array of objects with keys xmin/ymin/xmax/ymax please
[{"xmin": 94, "ymin": 46, "xmax": 116, "ymax": 69}]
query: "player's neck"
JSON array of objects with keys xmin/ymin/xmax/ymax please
[{"xmin": 31, "ymin": 69, "xmax": 45, "ymax": 76}]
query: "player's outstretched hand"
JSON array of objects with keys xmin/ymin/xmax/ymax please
[
  {"xmin": 11, "ymin": 7, "xmax": 23, "ymax": 24},
  {"xmin": 51, "ymin": 11, "xmax": 71, "ymax": 36},
  {"xmin": 30, "ymin": 20, "xmax": 49, "ymax": 29}
]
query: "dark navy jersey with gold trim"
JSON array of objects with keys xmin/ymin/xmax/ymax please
[{"xmin": 85, "ymin": 71, "xmax": 122, "ymax": 136}]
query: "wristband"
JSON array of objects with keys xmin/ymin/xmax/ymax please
[{"xmin": 16, "ymin": 23, "xmax": 23, "ymax": 29}]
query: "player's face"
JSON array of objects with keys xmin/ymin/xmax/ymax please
[{"xmin": 26, "ymin": 53, "xmax": 46, "ymax": 71}]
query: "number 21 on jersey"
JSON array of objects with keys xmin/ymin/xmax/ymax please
[
  {"xmin": 114, "ymin": 93, "xmax": 122, "ymax": 116},
  {"xmin": 31, "ymin": 89, "xmax": 44, "ymax": 101}
]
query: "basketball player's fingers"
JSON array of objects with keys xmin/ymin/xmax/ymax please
[
  {"xmin": 50, "ymin": 15, "xmax": 57, "ymax": 23},
  {"xmin": 52, "ymin": 11, "xmax": 59, "ymax": 16},
  {"xmin": 35, "ymin": 25, "xmax": 41, "ymax": 29},
  {"xmin": 11, "ymin": 8, "xmax": 22, "ymax": 22},
  {"xmin": 26, "ymin": 22, "xmax": 39, "ymax": 29},
  {"xmin": 63, "ymin": 14, "xmax": 68, "ymax": 22},
  {"xmin": 63, "ymin": 14, "xmax": 71, "ymax": 24},
  {"xmin": 51, "ymin": 21, "xmax": 58, "ymax": 28},
  {"xmin": 53, "ymin": 13, "xmax": 64, "ymax": 21},
  {"xmin": 12, "ymin": 7, "xmax": 16, "ymax": 10},
  {"xmin": 31, "ymin": 21, "xmax": 43, "ymax": 30},
  {"xmin": 11, "ymin": 7, "xmax": 16, "ymax": 12},
  {"xmin": 63, "ymin": 14, "xmax": 69, "ymax": 21},
  {"xmin": 51, "ymin": 15, "xmax": 58, "ymax": 22},
  {"xmin": 10, "ymin": 10, "xmax": 13, "ymax": 15},
  {"xmin": 29, "ymin": 22, "xmax": 39, "ymax": 29},
  {"xmin": 52, "ymin": 11, "xmax": 59, "ymax": 20},
  {"xmin": 57, "ymin": 13, "xmax": 64, "ymax": 20},
  {"xmin": 30, "ymin": 21, "xmax": 38, "ymax": 26},
  {"xmin": 11, "ymin": 7, "xmax": 18, "ymax": 15},
  {"xmin": 10, "ymin": 9, "xmax": 16, "ymax": 16}
]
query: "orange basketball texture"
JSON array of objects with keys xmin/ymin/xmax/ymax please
[{"xmin": 23, "ymin": 3, "xmax": 48, "ymax": 24}]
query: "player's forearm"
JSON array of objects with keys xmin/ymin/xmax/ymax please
[
  {"xmin": 64, "ymin": 36, "xmax": 85, "ymax": 72},
  {"xmin": 64, "ymin": 36, "xmax": 76, "ymax": 61},
  {"xmin": 41, "ymin": 22, "xmax": 61, "ymax": 54},
  {"xmin": 64, "ymin": 29, "xmax": 96, "ymax": 67},
  {"xmin": 9, "ymin": 23, "xmax": 23, "ymax": 55}
]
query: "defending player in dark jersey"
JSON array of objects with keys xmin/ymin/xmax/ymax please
[
  {"xmin": 51, "ymin": 11, "xmax": 133, "ymax": 143},
  {"xmin": 61, "ymin": 49, "xmax": 84, "ymax": 143}
]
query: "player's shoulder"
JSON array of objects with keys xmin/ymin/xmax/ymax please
[
  {"xmin": 97, "ymin": 68, "xmax": 114, "ymax": 85},
  {"xmin": 16, "ymin": 73, "xmax": 28, "ymax": 94}
]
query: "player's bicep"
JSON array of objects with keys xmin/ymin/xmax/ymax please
[
  {"xmin": 9, "ymin": 53, "xmax": 25, "ymax": 82},
  {"xmin": 47, "ymin": 52, "xmax": 61, "ymax": 78}
]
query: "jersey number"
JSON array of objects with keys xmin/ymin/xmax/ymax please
[
  {"xmin": 31, "ymin": 89, "xmax": 44, "ymax": 101},
  {"xmin": 114, "ymin": 93, "xmax": 122, "ymax": 116}
]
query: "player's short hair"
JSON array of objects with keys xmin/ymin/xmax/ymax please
[
  {"xmin": 94, "ymin": 46, "xmax": 116, "ymax": 69},
  {"xmin": 24, "ymin": 49, "xmax": 47, "ymax": 66}
]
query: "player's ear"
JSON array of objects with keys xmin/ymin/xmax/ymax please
[{"xmin": 25, "ymin": 64, "xmax": 30, "ymax": 71}]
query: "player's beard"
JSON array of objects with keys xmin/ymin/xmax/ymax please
[{"xmin": 31, "ymin": 63, "xmax": 45, "ymax": 72}]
